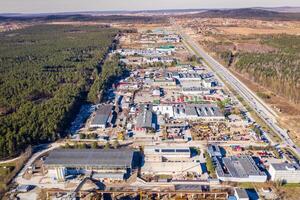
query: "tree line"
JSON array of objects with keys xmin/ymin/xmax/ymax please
[
  {"xmin": 234, "ymin": 35, "xmax": 300, "ymax": 104},
  {"xmin": 209, "ymin": 34, "xmax": 300, "ymax": 104},
  {"xmin": 87, "ymin": 54, "xmax": 127, "ymax": 104},
  {"xmin": 0, "ymin": 24, "xmax": 118, "ymax": 159}
]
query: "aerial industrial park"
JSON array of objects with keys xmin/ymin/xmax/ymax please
[
  {"xmin": 0, "ymin": 2, "xmax": 300, "ymax": 200},
  {"xmin": 0, "ymin": 21, "xmax": 298, "ymax": 200}
]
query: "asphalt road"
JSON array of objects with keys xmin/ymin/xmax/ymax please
[{"xmin": 172, "ymin": 20, "xmax": 300, "ymax": 157}]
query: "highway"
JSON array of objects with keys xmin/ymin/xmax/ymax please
[{"xmin": 171, "ymin": 19, "xmax": 300, "ymax": 157}]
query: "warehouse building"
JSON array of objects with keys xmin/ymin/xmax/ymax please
[
  {"xmin": 142, "ymin": 146, "xmax": 201, "ymax": 175},
  {"xmin": 269, "ymin": 163, "xmax": 300, "ymax": 183},
  {"xmin": 156, "ymin": 45, "xmax": 176, "ymax": 55},
  {"xmin": 161, "ymin": 36, "xmax": 181, "ymax": 43},
  {"xmin": 44, "ymin": 149, "xmax": 134, "ymax": 182},
  {"xmin": 177, "ymin": 72, "xmax": 202, "ymax": 82},
  {"xmin": 134, "ymin": 104, "xmax": 156, "ymax": 132},
  {"xmin": 234, "ymin": 188, "xmax": 249, "ymax": 200},
  {"xmin": 216, "ymin": 156, "xmax": 267, "ymax": 182},
  {"xmin": 152, "ymin": 105, "xmax": 174, "ymax": 118},
  {"xmin": 153, "ymin": 104, "xmax": 224, "ymax": 121},
  {"xmin": 173, "ymin": 104, "xmax": 225, "ymax": 121},
  {"xmin": 90, "ymin": 105, "xmax": 114, "ymax": 129}
]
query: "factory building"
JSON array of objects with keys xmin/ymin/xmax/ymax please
[
  {"xmin": 173, "ymin": 104, "xmax": 225, "ymax": 121},
  {"xmin": 134, "ymin": 104, "xmax": 156, "ymax": 132},
  {"xmin": 269, "ymin": 163, "xmax": 300, "ymax": 183},
  {"xmin": 44, "ymin": 149, "xmax": 134, "ymax": 182},
  {"xmin": 142, "ymin": 146, "xmax": 201, "ymax": 175},
  {"xmin": 234, "ymin": 188, "xmax": 249, "ymax": 200},
  {"xmin": 152, "ymin": 104, "xmax": 224, "ymax": 121},
  {"xmin": 216, "ymin": 156, "xmax": 267, "ymax": 182},
  {"xmin": 177, "ymin": 72, "xmax": 202, "ymax": 82},
  {"xmin": 156, "ymin": 45, "xmax": 176, "ymax": 55},
  {"xmin": 152, "ymin": 105, "xmax": 175, "ymax": 118},
  {"xmin": 90, "ymin": 105, "xmax": 114, "ymax": 129},
  {"xmin": 160, "ymin": 35, "xmax": 181, "ymax": 43}
]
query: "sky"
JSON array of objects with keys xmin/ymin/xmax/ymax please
[{"xmin": 0, "ymin": 0, "xmax": 300, "ymax": 14}]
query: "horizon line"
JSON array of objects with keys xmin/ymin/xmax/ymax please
[{"xmin": 1, "ymin": 6, "xmax": 299, "ymax": 15}]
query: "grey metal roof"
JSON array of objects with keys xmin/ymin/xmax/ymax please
[
  {"xmin": 271, "ymin": 163, "xmax": 300, "ymax": 171},
  {"xmin": 235, "ymin": 188, "xmax": 249, "ymax": 199},
  {"xmin": 91, "ymin": 105, "xmax": 113, "ymax": 126},
  {"xmin": 193, "ymin": 105, "xmax": 222, "ymax": 117},
  {"xmin": 222, "ymin": 156, "xmax": 266, "ymax": 178},
  {"xmin": 44, "ymin": 148, "xmax": 133, "ymax": 168},
  {"xmin": 136, "ymin": 105, "xmax": 153, "ymax": 128},
  {"xmin": 185, "ymin": 106, "xmax": 198, "ymax": 116},
  {"xmin": 174, "ymin": 104, "xmax": 223, "ymax": 117},
  {"xmin": 154, "ymin": 78, "xmax": 174, "ymax": 83}
]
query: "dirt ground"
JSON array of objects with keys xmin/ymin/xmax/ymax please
[{"xmin": 280, "ymin": 186, "xmax": 300, "ymax": 200}]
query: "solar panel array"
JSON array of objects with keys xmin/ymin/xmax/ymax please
[{"xmin": 175, "ymin": 184, "xmax": 206, "ymax": 191}]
